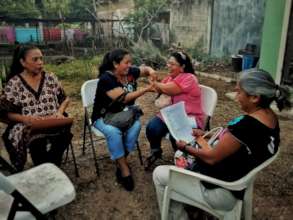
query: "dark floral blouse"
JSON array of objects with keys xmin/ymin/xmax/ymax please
[{"xmin": 1, "ymin": 71, "xmax": 66, "ymax": 170}]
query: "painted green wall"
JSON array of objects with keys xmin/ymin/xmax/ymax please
[{"xmin": 259, "ymin": 0, "xmax": 286, "ymax": 79}]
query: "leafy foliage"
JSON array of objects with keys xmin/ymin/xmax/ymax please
[
  {"xmin": 0, "ymin": 0, "xmax": 41, "ymax": 18},
  {"xmin": 45, "ymin": 56, "xmax": 101, "ymax": 80},
  {"xmin": 42, "ymin": 0, "xmax": 71, "ymax": 18},
  {"xmin": 125, "ymin": 0, "xmax": 168, "ymax": 41},
  {"xmin": 130, "ymin": 40, "xmax": 166, "ymax": 69},
  {"xmin": 0, "ymin": 0, "xmax": 94, "ymax": 19},
  {"xmin": 67, "ymin": 0, "xmax": 96, "ymax": 19}
]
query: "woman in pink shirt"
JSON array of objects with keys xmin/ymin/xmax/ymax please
[{"xmin": 145, "ymin": 51, "xmax": 204, "ymax": 169}]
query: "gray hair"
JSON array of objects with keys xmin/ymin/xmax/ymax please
[{"xmin": 239, "ymin": 68, "xmax": 291, "ymax": 111}]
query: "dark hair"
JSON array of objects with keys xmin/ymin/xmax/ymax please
[
  {"xmin": 8, "ymin": 45, "xmax": 39, "ymax": 81},
  {"xmin": 98, "ymin": 48, "xmax": 130, "ymax": 76},
  {"xmin": 239, "ymin": 68, "xmax": 291, "ymax": 111},
  {"xmin": 170, "ymin": 51, "xmax": 195, "ymax": 74}
]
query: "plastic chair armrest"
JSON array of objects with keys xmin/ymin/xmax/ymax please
[{"xmin": 169, "ymin": 166, "xmax": 249, "ymax": 191}]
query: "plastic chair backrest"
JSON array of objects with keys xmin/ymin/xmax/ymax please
[
  {"xmin": 81, "ymin": 79, "xmax": 99, "ymax": 108},
  {"xmin": 0, "ymin": 172, "xmax": 15, "ymax": 194},
  {"xmin": 228, "ymin": 149, "xmax": 279, "ymax": 190},
  {"xmin": 199, "ymin": 84, "xmax": 217, "ymax": 118}
]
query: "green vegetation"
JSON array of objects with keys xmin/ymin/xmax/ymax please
[
  {"xmin": 0, "ymin": 0, "xmax": 95, "ymax": 19},
  {"xmin": 130, "ymin": 40, "xmax": 166, "ymax": 69},
  {"xmin": 45, "ymin": 56, "xmax": 101, "ymax": 81},
  {"xmin": 125, "ymin": 0, "xmax": 168, "ymax": 41}
]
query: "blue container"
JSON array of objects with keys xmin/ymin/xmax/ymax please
[
  {"xmin": 242, "ymin": 55, "xmax": 254, "ymax": 70},
  {"xmin": 15, "ymin": 28, "xmax": 42, "ymax": 43}
]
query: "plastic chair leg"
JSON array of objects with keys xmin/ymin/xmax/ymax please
[
  {"xmin": 136, "ymin": 141, "xmax": 143, "ymax": 165},
  {"xmin": 88, "ymin": 126, "xmax": 99, "ymax": 176},
  {"xmin": 82, "ymin": 115, "xmax": 87, "ymax": 155},
  {"xmin": 69, "ymin": 142, "xmax": 79, "ymax": 177}
]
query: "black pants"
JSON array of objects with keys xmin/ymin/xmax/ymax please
[
  {"xmin": 29, "ymin": 131, "xmax": 72, "ymax": 167},
  {"xmin": 146, "ymin": 116, "xmax": 177, "ymax": 154}
]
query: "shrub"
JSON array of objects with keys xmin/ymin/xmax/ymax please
[
  {"xmin": 130, "ymin": 40, "xmax": 166, "ymax": 69},
  {"xmin": 45, "ymin": 56, "xmax": 101, "ymax": 80}
]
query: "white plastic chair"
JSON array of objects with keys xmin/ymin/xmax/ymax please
[
  {"xmin": 0, "ymin": 163, "xmax": 76, "ymax": 220},
  {"xmin": 199, "ymin": 84, "xmax": 218, "ymax": 131},
  {"xmin": 81, "ymin": 79, "xmax": 143, "ymax": 176},
  {"xmin": 161, "ymin": 150, "xmax": 279, "ymax": 220}
]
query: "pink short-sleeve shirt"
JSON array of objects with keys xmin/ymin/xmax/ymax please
[{"xmin": 160, "ymin": 73, "xmax": 205, "ymax": 128}]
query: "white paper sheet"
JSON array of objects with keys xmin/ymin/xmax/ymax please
[{"xmin": 160, "ymin": 101, "xmax": 195, "ymax": 143}]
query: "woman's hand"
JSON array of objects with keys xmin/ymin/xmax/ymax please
[
  {"xmin": 140, "ymin": 64, "xmax": 157, "ymax": 81},
  {"xmin": 144, "ymin": 80, "xmax": 157, "ymax": 92},
  {"xmin": 192, "ymin": 128, "xmax": 205, "ymax": 138},
  {"xmin": 58, "ymin": 97, "xmax": 70, "ymax": 115},
  {"xmin": 196, "ymin": 136, "xmax": 211, "ymax": 150},
  {"xmin": 176, "ymin": 140, "xmax": 187, "ymax": 151}
]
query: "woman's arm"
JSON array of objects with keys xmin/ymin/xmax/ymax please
[
  {"xmin": 106, "ymin": 83, "xmax": 154, "ymax": 103},
  {"xmin": 7, "ymin": 113, "xmax": 42, "ymax": 125},
  {"xmin": 56, "ymin": 97, "xmax": 70, "ymax": 117},
  {"xmin": 153, "ymin": 81, "xmax": 182, "ymax": 96},
  {"xmin": 179, "ymin": 132, "xmax": 241, "ymax": 165},
  {"xmin": 139, "ymin": 65, "xmax": 157, "ymax": 80}
]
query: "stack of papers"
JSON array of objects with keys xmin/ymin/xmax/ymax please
[{"xmin": 160, "ymin": 101, "xmax": 196, "ymax": 143}]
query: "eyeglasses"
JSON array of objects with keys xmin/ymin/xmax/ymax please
[{"xmin": 167, "ymin": 61, "xmax": 180, "ymax": 66}]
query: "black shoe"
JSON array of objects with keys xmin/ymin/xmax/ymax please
[
  {"xmin": 121, "ymin": 175, "xmax": 134, "ymax": 191},
  {"xmin": 116, "ymin": 167, "xmax": 123, "ymax": 183},
  {"xmin": 144, "ymin": 151, "xmax": 162, "ymax": 170}
]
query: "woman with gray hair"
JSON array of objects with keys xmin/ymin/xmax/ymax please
[{"xmin": 153, "ymin": 69, "xmax": 291, "ymax": 219}]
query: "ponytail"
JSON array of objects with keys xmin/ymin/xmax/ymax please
[{"xmin": 274, "ymin": 85, "xmax": 291, "ymax": 111}]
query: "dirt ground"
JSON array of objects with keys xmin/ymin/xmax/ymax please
[{"xmin": 1, "ymin": 73, "xmax": 293, "ymax": 220}]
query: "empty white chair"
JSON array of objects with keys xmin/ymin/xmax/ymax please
[
  {"xmin": 161, "ymin": 150, "xmax": 279, "ymax": 220},
  {"xmin": 199, "ymin": 84, "xmax": 218, "ymax": 131},
  {"xmin": 0, "ymin": 163, "xmax": 76, "ymax": 219},
  {"xmin": 81, "ymin": 79, "xmax": 143, "ymax": 176}
]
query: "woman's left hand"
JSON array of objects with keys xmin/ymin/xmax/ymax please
[
  {"xmin": 148, "ymin": 68, "xmax": 157, "ymax": 81},
  {"xmin": 140, "ymin": 64, "xmax": 157, "ymax": 81},
  {"xmin": 196, "ymin": 136, "xmax": 211, "ymax": 150},
  {"xmin": 176, "ymin": 140, "xmax": 187, "ymax": 150}
]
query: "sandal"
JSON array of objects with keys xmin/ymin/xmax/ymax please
[{"xmin": 144, "ymin": 151, "xmax": 162, "ymax": 170}]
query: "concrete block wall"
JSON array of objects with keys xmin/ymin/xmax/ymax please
[
  {"xmin": 210, "ymin": 0, "xmax": 266, "ymax": 57},
  {"xmin": 170, "ymin": 0, "xmax": 212, "ymax": 51}
]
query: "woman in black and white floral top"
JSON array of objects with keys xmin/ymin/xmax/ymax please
[{"xmin": 1, "ymin": 45, "xmax": 72, "ymax": 171}]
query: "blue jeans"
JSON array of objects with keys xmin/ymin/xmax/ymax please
[
  {"xmin": 146, "ymin": 116, "xmax": 177, "ymax": 154},
  {"xmin": 93, "ymin": 118, "xmax": 141, "ymax": 160}
]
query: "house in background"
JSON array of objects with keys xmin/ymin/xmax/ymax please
[
  {"xmin": 169, "ymin": 0, "xmax": 266, "ymax": 57},
  {"xmin": 260, "ymin": 0, "xmax": 292, "ymax": 85}
]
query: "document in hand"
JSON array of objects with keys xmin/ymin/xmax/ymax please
[{"xmin": 160, "ymin": 101, "xmax": 195, "ymax": 143}]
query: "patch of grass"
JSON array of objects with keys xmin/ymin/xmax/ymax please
[
  {"xmin": 45, "ymin": 56, "xmax": 101, "ymax": 81},
  {"xmin": 45, "ymin": 56, "xmax": 102, "ymax": 99}
]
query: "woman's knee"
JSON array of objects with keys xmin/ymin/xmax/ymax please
[
  {"xmin": 124, "ymin": 121, "xmax": 141, "ymax": 151},
  {"xmin": 153, "ymin": 165, "xmax": 170, "ymax": 186},
  {"xmin": 129, "ymin": 120, "xmax": 141, "ymax": 134},
  {"xmin": 201, "ymin": 186, "xmax": 237, "ymax": 211},
  {"xmin": 146, "ymin": 117, "xmax": 165, "ymax": 138}
]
